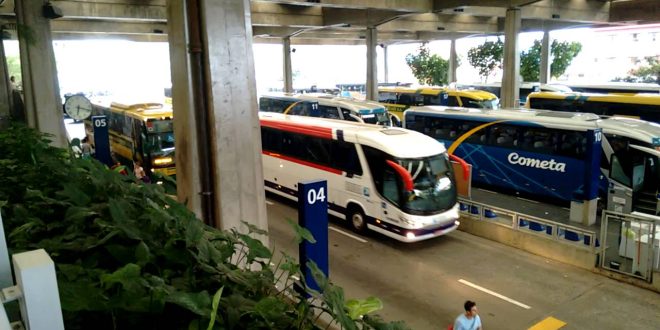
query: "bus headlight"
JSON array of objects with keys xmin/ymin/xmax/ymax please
[{"xmin": 153, "ymin": 157, "xmax": 173, "ymax": 166}]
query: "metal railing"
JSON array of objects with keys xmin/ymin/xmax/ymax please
[
  {"xmin": 458, "ymin": 197, "xmax": 599, "ymax": 251},
  {"xmin": 600, "ymin": 211, "xmax": 659, "ymax": 282}
]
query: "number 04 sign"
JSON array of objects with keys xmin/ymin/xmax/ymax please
[{"xmin": 297, "ymin": 180, "xmax": 329, "ymax": 292}]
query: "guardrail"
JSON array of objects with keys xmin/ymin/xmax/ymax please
[
  {"xmin": 458, "ymin": 197, "xmax": 599, "ymax": 251},
  {"xmin": 0, "ymin": 213, "xmax": 64, "ymax": 329}
]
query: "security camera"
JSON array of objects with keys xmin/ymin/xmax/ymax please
[{"xmin": 43, "ymin": 2, "xmax": 63, "ymax": 19}]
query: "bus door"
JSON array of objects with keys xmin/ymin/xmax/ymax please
[{"xmin": 606, "ymin": 140, "xmax": 659, "ymax": 214}]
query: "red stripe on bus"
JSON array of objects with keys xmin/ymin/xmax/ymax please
[
  {"xmin": 260, "ymin": 119, "xmax": 334, "ymax": 140},
  {"xmin": 262, "ymin": 151, "xmax": 343, "ymax": 175}
]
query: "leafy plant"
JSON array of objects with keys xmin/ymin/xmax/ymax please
[
  {"xmin": 0, "ymin": 124, "xmax": 409, "ymax": 329},
  {"xmin": 520, "ymin": 39, "xmax": 582, "ymax": 82},
  {"xmin": 466, "ymin": 38, "xmax": 504, "ymax": 82},
  {"xmin": 613, "ymin": 56, "xmax": 660, "ymax": 84},
  {"xmin": 405, "ymin": 43, "xmax": 449, "ymax": 86}
]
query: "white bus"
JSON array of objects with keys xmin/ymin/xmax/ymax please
[
  {"xmin": 259, "ymin": 93, "xmax": 392, "ymax": 126},
  {"xmin": 260, "ymin": 112, "xmax": 461, "ymax": 242}
]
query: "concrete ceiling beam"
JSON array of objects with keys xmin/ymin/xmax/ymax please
[
  {"xmin": 380, "ymin": 13, "xmax": 499, "ymax": 33},
  {"xmin": 610, "ymin": 0, "xmax": 660, "ymax": 24},
  {"xmin": 253, "ymin": 0, "xmax": 432, "ymax": 12},
  {"xmin": 521, "ymin": 0, "xmax": 610, "ymax": 23},
  {"xmin": 322, "ymin": 8, "xmax": 404, "ymax": 27},
  {"xmin": 51, "ymin": 19, "xmax": 167, "ymax": 35}
]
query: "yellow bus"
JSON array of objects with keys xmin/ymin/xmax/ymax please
[
  {"xmin": 378, "ymin": 86, "xmax": 499, "ymax": 119},
  {"xmin": 526, "ymin": 91, "xmax": 660, "ymax": 123},
  {"xmin": 86, "ymin": 99, "xmax": 176, "ymax": 179}
]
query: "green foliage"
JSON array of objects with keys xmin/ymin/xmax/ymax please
[
  {"xmin": 549, "ymin": 40, "xmax": 582, "ymax": 80},
  {"xmin": 405, "ymin": 43, "xmax": 449, "ymax": 86},
  {"xmin": 0, "ymin": 125, "xmax": 407, "ymax": 329},
  {"xmin": 613, "ymin": 56, "xmax": 660, "ymax": 84},
  {"xmin": 466, "ymin": 38, "xmax": 504, "ymax": 82},
  {"xmin": 6, "ymin": 55, "xmax": 21, "ymax": 84}
]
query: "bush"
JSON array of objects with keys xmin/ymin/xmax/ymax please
[{"xmin": 0, "ymin": 125, "xmax": 409, "ymax": 330}]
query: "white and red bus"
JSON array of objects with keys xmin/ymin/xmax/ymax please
[{"xmin": 260, "ymin": 112, "xmax": 460, "ymax": 242}]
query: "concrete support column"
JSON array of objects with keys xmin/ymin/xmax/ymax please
[
  {"xmin": 383, "ymin": 44, "xmax": 389, "ymax": 83},
  {"xmin": 0, "ymin": 36, "xmax": 12, "ymax": 124},
  {"xmin": 366, "ymin": 27, "xmax": 378, "ymax": 101},
  {"xmin": 449, "ymin": 38, "xmax": 458, "ymax": 83},
  {"xmin": 14, "ymin": 0, "xmax": 67, "ymax": 147},
  {"xmin": 283, "ymin": 37, "xmax": 293, "ymax": 93},
  {"xmin": 173, "ymin": 0, "xmax": 267, "ymax": 239},
  {"xmin": 166, "ymin": 0, "xmax": 203, "ymax": 219},
  {"xmin": 540, "ymin": 29, "xmax": 551, "ymax": 84},
  {"xmin": 500, "ymin": 8, "xmax": 521, "ymax": 108}
]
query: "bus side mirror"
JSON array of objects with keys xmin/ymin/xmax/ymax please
[{"xmin": 385, "ymin": 160, "xmax": 413, "ymax": 192}]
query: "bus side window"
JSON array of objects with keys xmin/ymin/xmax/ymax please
[
  {"xmin": 382, "ymin": 167, "xmax": 401, "ymax": 207},
  {"xmin": 398, "ymin": 94, "xmax": 413, "ymax": 106},
  {"xmin": 341, "ymin": 109, "xmax": 359, "ymax": 122},
  {"xmin": 332, "ymin": 141, "xmax": 363, "ymax": 176},
  {"xmin": 610, "ymin": 154, "xmax": 632, "ymax": 187},
  {"xmin": 319, "ymin": 105, "xmax": 341, "ymax": 119},
  {"xmin": 261, "ymin": 127, "xmax": 281, "ymax": 153}
]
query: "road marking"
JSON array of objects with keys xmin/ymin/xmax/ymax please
[
  {"xmin": 562, "ymin": 207, "xmax": 570, "ymax": 211},
  {"xmin": 528, "ymin": 316, "xmax": 566, "ymax": 330},
  {"xmin": 478, "ymin": 188, "xmax": 498, "ymax": 194},
  {"xmin": 458, "ymin": 279, "xmax": 531, "ymax": 310},
  {"xmin": 329, "ymin": 226, "xmax": 368, "ymax": 243},
  {"xmin": 516, "ymin": 197, "xmax": 540, "ymax": 204},
  {"xmin": 266, "ymin": 200, "xmax": 274, "ymax": 205}
]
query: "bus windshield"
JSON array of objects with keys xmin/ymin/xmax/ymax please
[
  {"xmin": 146, "ymin": 131, "xmax": 175, "ymax": 155},
  {"xmin": 361, "ymin": 111, "xmax": 390, "ymax": 126},
  {"xmin": 464, "ymin": 98, "xmax": 500, "ymax": 109},
  {"xmin": 397, "ymin": 154, "xmax": 457, "ymax": 214}
]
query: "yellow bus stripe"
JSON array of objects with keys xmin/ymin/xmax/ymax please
[
  {"xmin": 528, "ymin": 316, "xmax": 566, "ymax": 330},
  {"xmin": 447, "ymin": 120, "xmax": 508, "ymax": 155},
  {"xmin": 283, "ymin": 101, "xmax": 302, "ymax": 115}
]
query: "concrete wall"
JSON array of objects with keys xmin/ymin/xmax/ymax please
[
  {"xmin": 458, "ymin": 216, "xmax": 598, "ymax": 271},
  {"xmin": 459, "ymin": 216, "xmax": 660, "ymax": 293}
]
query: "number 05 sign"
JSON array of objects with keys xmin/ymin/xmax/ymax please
[{"xmin": 297, "ymin": 179, "xmax": 329, "ymax": 292}]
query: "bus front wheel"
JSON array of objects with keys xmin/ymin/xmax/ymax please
[{"xmin": 346, "ymin": 206, "xmax": 367, "ymax": 234}]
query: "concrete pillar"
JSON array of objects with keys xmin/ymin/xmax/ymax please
[
  {"xmin": 540, "ymin": 30, "xmax": 551, "ymax": 84},
  {"xmin": 449, "ymin": 38, "xmax": 458, "ymax": 83},
  {"xmin": 283, "ymin": 37, "xmax": 293, "ymax": 93},
  {"xmin": 196, "ymin": 0, "xmax": 268, "ymax": 238},
  {"xmin": 166, "ymin": 0, "xmax": 203, "ymax": 219},
  {"xmin": 383, "ymin": 44, "xmax": 389, "ymax": 83},
  {"xmin": 366, "ymin": 27, "xmax": 378, "ymax": 101},
  {"xmin": 15, "ymin": 0, "xmax": 67, "ymax": 148},
  {"xmin": 500, "ymin": 8, "xmax": 521, "ymax": 108},
  {"xmin": 0, "ymin": 37, "xmax": 12, "ymax": 125}
]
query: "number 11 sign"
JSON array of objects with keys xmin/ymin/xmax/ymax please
[{"xmin": 297, "ymin": 179, "xmax": 329, "ymax": 293}]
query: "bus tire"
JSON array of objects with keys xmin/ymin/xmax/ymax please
[{"xmin": 346, "ymin": 205, "xmax": 367, "ymax": 234}]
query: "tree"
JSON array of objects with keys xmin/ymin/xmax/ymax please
[
  {"xmin": 6, "ymin": 55, "xmax": 21, "ymax": 83},
  {"xmin": 405, "ymin": 43, "xmax": 449, "ymax": 86},
  {"xmin": 613, "ymin": 56, "xmax": 660, "ymax": 84},
  {"xmin": 520, "ymin": 40, "xmax": 582, "ymax": 82},
  {"xmin": 466, "ymin": 38, "xmax": 503, "ymax": 82}
]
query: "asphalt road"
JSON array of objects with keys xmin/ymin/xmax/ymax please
[{"xmin": 265, "ymin": 194, "xmax": 660, "ymax": 330}]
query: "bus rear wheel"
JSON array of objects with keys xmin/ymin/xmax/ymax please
[{"xmin": 346, "ymin": 206, "xmax": 367, "ymax": 234}]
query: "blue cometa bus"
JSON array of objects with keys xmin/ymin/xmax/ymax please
[{"xmin": 404, "ymin": 106, "xmax": 660, "ymax": 215}]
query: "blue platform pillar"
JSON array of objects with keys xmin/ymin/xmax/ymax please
[
  {"xmin": 570, "ymin": 129, "xmax": 602, "ymax": 226},
  {"xmin": 298, "ymin": 180, "xmax": 329, "ymax": 292},
  {"xmin": 91, "ymin": 115, "xmax": 113, "ymax": 166}
]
